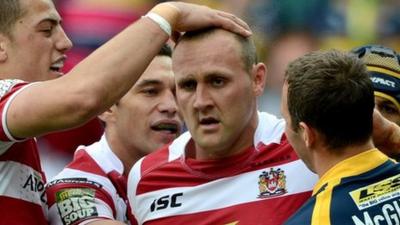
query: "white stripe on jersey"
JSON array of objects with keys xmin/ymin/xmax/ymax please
[
  {"xmin": 1, "ymin": 82, "xmax": 36, "ymax": 142},
  {"xmin": 84, "ymin": 137, "xmax": 124, "ymax": 174},
  {"xmin": 52, "ymin": 168, "xmax": 117, "ymax": 198},
  {"xmin": 0, "ymin": 161, "xmax": 46, "ymax": 206},
  {"xmin": 166, "ymin": 112, "xmax": 286, "ymax": 161},
  {"xmin": 0, "ymin": 141, "xmax": 14, "ymax": 155},
  {"xmin": 133, "ymin": 159, "xmax": 317, "ymax": 224},
  {"xmin": 127, "ymin": 157, "xmax": 144, "ymax": 209},
  {"xmin": 167, "ymin": 132, "xmax": 191, "ymax": 162}
]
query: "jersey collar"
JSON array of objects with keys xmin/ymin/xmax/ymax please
[{"xmin": 313, "ymin": 149, "xmax": 389, "ymax": 195}]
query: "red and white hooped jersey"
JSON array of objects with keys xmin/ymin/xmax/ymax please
[
  {"xmin": 0, "ymin": 79, "xmax": 48, "ymax": 225},
  {"xmin": 128, "ymin": 112, "xmax": 318, "ymax": 225},
  {"xmin": 46, "ymin": 135, "xmax": 137, "ymax": 225}
]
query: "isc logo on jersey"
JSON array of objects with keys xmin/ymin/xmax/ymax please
[
  {"xmin": 350, "ymin": 174, "xmax": 400, "ymax": 210},
  {"xmin": 56, "ymin": 188, "xmax": 98, "ymax": 225},
  {"xmin": 150, "ymin": 193, "xmax": 183, "ymax": 212}
]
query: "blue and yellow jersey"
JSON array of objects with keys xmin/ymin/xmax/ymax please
[{"xmin": 285, "ymin": 149, "xmax": 400, "ymax": 225}]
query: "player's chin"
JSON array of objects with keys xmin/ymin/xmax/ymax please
[
  {"xmin": 49, "ymin": 69, "xmax": 64, "ymax": 79},
  {"xmin": 152, "ymin": 130, "xmax": 179, "ymax": 143},
  {"xmin": 196, "ymin": 135, "xmax": 222, "ymax": 148}
]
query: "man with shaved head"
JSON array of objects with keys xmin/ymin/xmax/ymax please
[
  {"xmin": 127, "ymin": 28, "xmax": 317, "ymax": 225},
  {"xmin": 127, "ymin": 28, "xmax": 400, "ymax": 225}
]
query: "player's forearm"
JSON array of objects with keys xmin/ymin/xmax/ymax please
[
  {"xmin": 7, "ymin": 2, "xmax": 251, "ymax": 138},
  {"xmin": 66, "ymin": 2, "xmax": 180, "ymax": 111},
  {"xmin": 66, "ymin": 17, "xmax": 170, "ymax": 112},
  {"xmin": 7, "ymin": 4, "xmax": 176, "ymax": 138}
]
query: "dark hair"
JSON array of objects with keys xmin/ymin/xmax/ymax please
[
  {"xmin": 176, "ymin": 27, "xmax": 258, "ymax": 71},
  {"xmin": 0, "ymin": 0, "xmax": 24, "ymax": 38},
  {"xmin": 158, "ymin": 44, "xmax": 172, "ymax": 57},
  {"xmin": 284, "ymin": 50, "xmax": 375, "ymax": 149}
]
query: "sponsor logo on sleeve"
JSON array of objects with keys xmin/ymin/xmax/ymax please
[
  {"xmin": 257, "ymin": 167, "xmax": 287, "ymax": 198},
  {"xmin": 56, "ymin": 188, "xmax": 98, "ymax": 225},
  {"xmin": 47, "ymin": 178, "xmax": 102, "ymax": 188}
]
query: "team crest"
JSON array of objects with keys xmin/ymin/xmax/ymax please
[{"xmin": 258, "ymin": 168, "xmax": 287, "ymax": 198}]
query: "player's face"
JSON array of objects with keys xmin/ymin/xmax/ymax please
[
  {"xmin": 281, "ymin": 82, "xmax": 314, "ymax": 171},
  {"xmin": 374, "ymin": 96, "xmax": 400, "ymax": 126},
  {"xmin": 112, "ymin": 56, "xmax": 183, "ymax": 154},
  {"xmin": 3, "ymin": 0, "xmax": 72, "ymax": 81},
  {"xmin": 173, "ymin": 30, "xmax": 262, "ymax": 159}
]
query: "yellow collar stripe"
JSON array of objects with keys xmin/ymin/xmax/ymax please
[
  {"xmin": 313, "ymin": 149, "xmax": 387, "ymax": 195},
  {"xmin": 312, "ymin": 179, "xmax": 341, "ymax": 225},
  {"xmin": 311, "ymin": 149, "xmax": 388, "ymax": 225}
]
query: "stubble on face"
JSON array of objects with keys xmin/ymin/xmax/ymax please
[{"xmin": 173, "ymin": 30, "xmax": 258, "ymax": 160}]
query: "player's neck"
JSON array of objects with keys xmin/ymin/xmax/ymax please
[
  {"xmin": 313, "ymin": 139, "xmax": 375, "ymax": 177},
  {"xmin": 189, "ymin": 114, "xmax": 259, "ymax": 160},
  {"xmin": 104, "ymin": 131, "xmax": 144, "ymax": 176}
]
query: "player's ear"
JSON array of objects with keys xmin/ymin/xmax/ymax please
[
  {"xmin": 252, "ymin": 62, "xmax": 267, "ymax": 96},
  {"xmin": 0, "ymin": 34, "xmax": 9, "ymax": 62},
  {"xmin": 98, "ymin": 104, "xmax": 118, "ymax": 124},
  {"xmin": 299, "ymin": 122, "xmax": 315, "ymax": 148}
]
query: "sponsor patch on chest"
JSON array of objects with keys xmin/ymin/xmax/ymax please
[{"xmin": 349, "ymin": 173, "xmax": 400, "ymax": 210}]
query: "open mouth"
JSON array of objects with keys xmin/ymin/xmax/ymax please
[
  {"xmin": 50, "ymin": 65, "xmax": 61, "ymax": 73},
  {"xmin": 199, "ymin": 117, "xmax": 219, "ymax": 125},
  {"xmin": 151, "ymin": 123, "xmax": 179, "ymax": 134},
  {"xmin": 50, "ymin": 58, "xmax": 65, "ymax": 75}
]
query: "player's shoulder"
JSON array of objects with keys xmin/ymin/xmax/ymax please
[
  {"xmin": 46, "ymin": 146, "xmax": 110, "ymax": 191},
  {"xmin": 46, "ymin": 168, "xmax": 105, "ymax": 191},
  {"xmin": 128, "ymin": 132, "xmax": 190, "ymax": 189},
  {"xmin": 46, "ymin": 166, "xmax": 105, "ymax": 194},
  {"xmin": 140, "ymin": 131, "xmax": 190, "ymax": 174},
  {"xmin": 138, "ymin": 144, "xmax": 179, "ymax": 177}
]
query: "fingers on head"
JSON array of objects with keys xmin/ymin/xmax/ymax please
[{"xmin": 214, "ymin": 11, "xmax": 252, "ymax": 37}]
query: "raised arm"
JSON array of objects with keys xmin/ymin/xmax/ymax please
[{"xmin": 6, "ymin": 2, "xmax": 251, "ymax": 138}]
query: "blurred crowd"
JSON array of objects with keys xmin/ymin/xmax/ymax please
[{"xmin": 40, "ymin": 0, "xmax": 400, "ymax": 178}]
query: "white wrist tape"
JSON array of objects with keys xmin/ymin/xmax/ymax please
[{"xmin": 143, "ymin": 12, "xmax": 172, "ymax": 36}]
